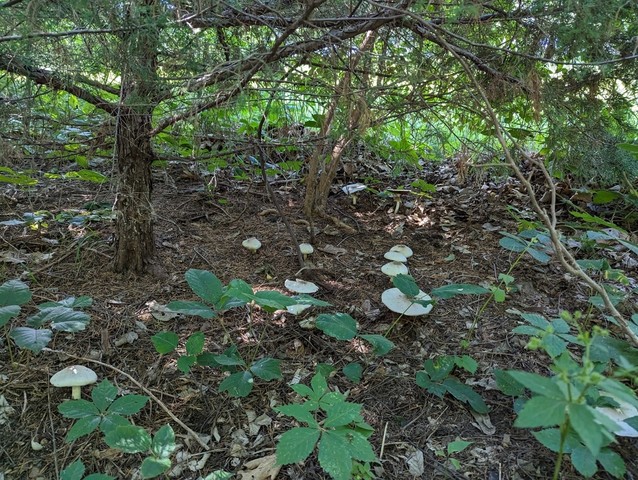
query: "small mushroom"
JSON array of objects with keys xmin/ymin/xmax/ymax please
[
  {"xmin": 286, "ymin": 304, "xmax": 313, "ymax": 315},
  {"xmin": 341, "ymin": 183, "xmax": 367, "ymax": 205},
  {"xmin": 50, "ymin": 365, "xmax": 97, "ymax": 399},
  {"xmin": 299, "ymin": 243, "xmax": 314, "ymax": 260},
  {"xmin": 242, "ymin": 237, "xmax": 262, "ymax": 254},
  {"xmin": 284, "ymin": 279, "xmax": 319, "ymax": 294},
  {"xmin": 381, "ymin": 288, "xmax": 433, "ymax": 316},
  {"xmin": 389, "ymin": 244, "xmax": 413, "ymax": 258},
  {"xmin": 381, "ymin": 261, "xmax": 409, "ymax": 277},
  {"xmin": 384, "ymin": 251, "xmax": 408, "ymax": 263}
]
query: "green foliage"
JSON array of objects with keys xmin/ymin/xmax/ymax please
[
  {"xmin": 434, "ymin": 439, "xmax": 473, "ymax": 471},
  {"xmin": 0, "ymin": 279, "xmax": 92, "ymax": 353},
  {"xmin": 275, "ymin": 373, "xmax": 376, "ymax": 480},
  {"xmin": 415, "ymin": 355, "xmax": 488, "ymax": 414},
  {"xmin": 60, "ymin": 460, "xmax": 114, "ymax": 480}
]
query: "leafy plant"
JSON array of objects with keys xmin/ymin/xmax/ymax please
[
  {"xmin": 60, "ymin": 460, "xmax": 114, "ymax": 480},
  {"xmin": 498, "ymin": 316, "xmax": 638, "ymax": 479},
  {"xmin": 415, "ymin": 355, "xmax": 488, "ymax": 414},
  {"xmin": 433, "ymin": 439, "xmax": 473, "ymax": 471},
  {"xmin": 275, "ymin": 372, "xmax": 376, "ymax": 480},
  {"xmin": 0, "ymin": 279, "xmax": 92, "ymax": 353}
]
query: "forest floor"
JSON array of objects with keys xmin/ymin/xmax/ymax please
[{"xmin": 0, "ymin": 155, "xmax": 637, "ymax": 480}]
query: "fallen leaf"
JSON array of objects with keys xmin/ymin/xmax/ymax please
[
  {"xmin": 237, "ymin": 454, "xmax": 282, "ymax": 480},
  {"xmin": 404, "ymin": 445, "xmax": 424, "ymax": 476}
]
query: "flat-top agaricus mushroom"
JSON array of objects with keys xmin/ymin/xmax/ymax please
[
  {"xmin": 299, "ymin": 243, "xmax": 314, "ymax": 260},
  {"xmin": 381, "ymin": 261, "xmax": 409, "ymax": 277},
  {"xmin": 284, "ymin": 279, "xmax": 319, "ymax": 294},
  {"xmin": 242, "ymin": 237, "xmax": 262, "ymax": 254},
  {"xmin": 389, "ymin": 244, "xmax": 413, "ymax": 259},
  {"xmin": 50, "ymin": 365, "xmax": 97, "ymax": 399},
  {"xmin": 381, "ymin": 288, "xmax": 432, "ymax": 316},
  {"xmin": 384, "ymin": 251, "xmax": 408, "ymax": 263}
]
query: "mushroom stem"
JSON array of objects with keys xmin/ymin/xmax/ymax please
[{"xmin": 71, "ymin": 386, "xmax": 82, "ymax": 399}]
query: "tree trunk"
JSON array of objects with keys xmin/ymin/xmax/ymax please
[{"xmin": 113, "ymin": 104, "xmax": 156, "ymax": 273}]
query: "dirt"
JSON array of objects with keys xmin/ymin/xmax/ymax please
[{"xmin": 0, "ymin": 158, "xmax": 636, "ymax": 479}]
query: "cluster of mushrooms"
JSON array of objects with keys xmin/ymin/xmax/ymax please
[{"xmin": 380, "ymin": 245, "xmax": 433, "ymax": 316}]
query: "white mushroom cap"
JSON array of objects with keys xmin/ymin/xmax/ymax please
[
  {"xmin": 381, "ymin": 261, "xmax": 409, "ymax": 277},
  {"xmin": 381, "ymin": 288, "xmax": 433, "ymax": 316},
  {"xmin": 299, "ymin": 243, "xmax": 314, "ymax": 255},
  {"xmin": 384, "ymin": 251, "xmax": 408, "ymax": 263},
  {"xmin": 242, "ymin": 237, "xmax": 262, "ymax": 252},
  {"xmin": 389, "ymin": 244, "xmax": 413, "ymax": 258},
  {"xmin": 286, "ymin": 304, "xmax": 312, "ymax": 315},
  {"xmin": 50, "ymin": 365, "xmax": 97, "ymax": 399},
  {"xmin": 284, "ymin": 279, "xmax": 319, "ymax": 294}
]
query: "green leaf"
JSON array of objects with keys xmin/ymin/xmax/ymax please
[
  {"xmin": 494, "ymin": 369, "xmax": 526, "ymax": 397},
  {"xmin": 316, "ymin": 313, "xmax": 358, "ymax": 340},
  {"xmin": 276, "ymin": 427, "xmax": 320, "ymax": 464},
  {"xmin": 392, "ymin": 274, "xmax": 420, "ymax": 297},
  {"xmin": 91, "ymin": 380, "xmax": 118, "ymax": 412},
  {"xmin": 275, "ymin": 404, "xmax": 317, "ymax": 425},
  {"xmin": 568, "ymin": 404, "xmax": 603, "ymax": 457},
  {"xmin": 49, "ymin": 309, "xmax": 91, "ymax": 332},
  {"xmin": 431, "ymin": 284, "xmax": 489, "ymax": 299},
  {"xmin": 104, "ymin": 425, "xmax": 152, "ymax": 453},
  {"xmin": 214, "ymin": 353, "xmax": 246, "ymax": 367},
  {"xmin": 415, "ymin": 371, "xmax": 447, "ymax": 398},
  {"xmin": 443, "ymin": 378, "xmax": 489, "ymax": 414},
  {"xmin": 250, "ymin": 358, "xmax": 282, "ymax": 381},
  {"xmin": 422, "ymin": 356, "xmax": 455, "ymax": 381},
  {"xmin": 0, "ymin": 305, "xmax": 20, "ymax": 328},
  {"xmin": 185, "ymin": 269, "xmax": 223, "ymax": 304},
  {"xmin": 311, "ymin": 373, "xmax": 329, "ymax": 398},
  {"xmin": 60, "ymin": 460, "xmax": 85, "ymax": 480},
  {"xmin": 177, "ymin": 355, "xmax": 198, "ymax": 373},
  {"xmin": 318, "ymin": 430, "xmax": 353, "ymax": 480},
  {"xmin": 252, "ymin": 291, "xmax": 296, "ymax": 310},
  {"xmin": 166, "ymin": 300, "xmax": 216, "ymax": 319},
  {"xmin": 324, "ymin": 402, "xmax": 362, "ymax": 427},
  {"xmin": 527, "ymin": 247, "xmax": 551, "ymax": 264},
  {"xmin": 569, "ymin": 211, "xmax": 620, "ymax": 229},
  {"xmin": 492, "ymin": 287, "xmax": 506, "ymax": 303},
  {"xmin": 84, "ymin": 474, "xmax": 116, "ymax": 480},
  {"xmin": 342, "ymin": 362, "xmax": 362, "ymax": 383},
  {"xmin": 151, "ymin": 331, "xmax": 179, "ymax": 354},
  {"xmin": 499, "ymin": 236, "xmax": 527, "ymax": 253},
  {"xmin": 10, "ymin": 327, "xmax": 52, "ymax": 353},
  {"xmin": 0, "ymin": 279, "xmax": 32, "ymax": 307},
  {"xmin": 357, "ymin": 334, "xmax": 395, "ymax": 356},
  {"xmin": 152, "ymin": 425, "xmax": 176, "ymax": 459},
  {"xmin": 99, "ymin": 413, "xmax": 132, "ymax": 434},
  {"xmin": 339, "ymin": 428, "xmax": 376, "ymax": 462},
  {"xmin": 453, "ymin": 355, "xmax": 477, "ymax": 374},
  {"xmin": 597, "ymin": 448, "xmax": 627, "ymax": 478},
  {"xmin": 140, "ymin": 457, "xmax": 172, "ymax": 479},
  {"xmin": 571, "ymin": 445, "xmax": 598, "ymax": 477},
  {"xmin": 185, "ymin": 331, "xmax": 205, "ymax": 355},
  {"xmin": 58, "ymin": 399, "xmax": 100, "ymax": 418},
  {"xmin": 27, "ymin": 306, "xmax": 83, "ymax": 328},
  {"xmin": 506, "ymin": 371, "xmax": 565, "ymax": 399},
  {"xmin": 514, "ymin": 396, "xmax": 567, "ymax": 428},
  {"xmin": 218, "ymin": 371, "xmax": 254, "ymax": 397},
  {"xmin": 447, "ymin": 440, "xmax": 473, "ymax": 454},
  {"xmin": 66, "ymin": 415, "xmax": 102, "ymax": 442},
  {"xmin": 107, "ymin": 395, "xmax": 149, "ymax": 416}
]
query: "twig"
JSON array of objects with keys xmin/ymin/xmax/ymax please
[{"xmin": 43, "ymin": 348, "xmax": 210, "ymax": 450}]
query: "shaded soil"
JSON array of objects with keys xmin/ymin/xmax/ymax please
[{"xmin": 1, "ymin": 158, "xmax": 637, "ymax": 479}]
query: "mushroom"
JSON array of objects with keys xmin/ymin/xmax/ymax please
[
  {"xmin": 389, "ymin": 244, "xmax": 413, "ymax": 258},
  {"xmin": 381, "ymin": 288, "xmax": 433, "ymax": 316},
  {"xmin": 381, "ymin": 261, "xmax": 409, "ymax": 277},
  {"xmin": 286, "ymin": 304, "xmax": 313, "ymax": 315},
  {"xmin": 384, "ymin": 251, "xmax": 408, "ymax": 263},
  {"xmin": 341, "ymin": 183, "xmax": 367, "ymax": 205},
  {"xmin": 299, "ymin": 243, "xmax": 314, "ymax": 261},
  {"xmin": 242, "ymin": 237, "xmax": 261, "ymax": 254},
  {"xmin": 284, "ymin": 279, "xmax": 319, "ymax": 294},
  {"xmin": 50, "ymin": 365, "xmax": 97, "ymax": 399}
]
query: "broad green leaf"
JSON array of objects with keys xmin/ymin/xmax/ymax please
[
  {"xmin": 499, "ymin": 236, "xmax": 527, "ymax": 253},
  {"xmin": 358, "ymin": 334, "xmax": 395, "ymax": 356},
  {"xmin": 443, "ymin": 378, "xmax": 488, "ymax": 414},
  {"xmin": 218, "ymin": 371, "xmax": 254, "ymax": 397},
  {"xmin": 104, "ymin": 425, "xmax": 152, "ymax": 453},
  {"xmin": 252, "ymin": 291, "xmax": 296, "ymax": 310},
  {"xmin": 224, "ymin": 279, "xmax": 254, "ymax": 300},
  {"xmin": 342, "ymin": 362, "xmax": 362, "ymax": 383},
  {"xmin": 453, "ymin": 355, "xmax": 477, "ymax": 374},
  {"xmin": 291, "ymin": 384, "xmax": 315, "ymax": 398},
  {"xmin": 151, "ymin": 425, "xmax": 176, "ymax": 459},
  {"xmin": 0, "ymin": 305, "xmax": 20, "ymax": 327},
  {"xmin": 196, "ymin": 352, "xmax": 219, "ymax": 367},
  {"xmin": 60, "ymin": 460, "xmax": 85, "ymax": 480},
  {"xmin": 569, "ymin": 211, "xmax": 620, "ymax": 229},
  {"xmin": 318, "ymin": 430, "xmax": 353, "ymax": 480},
  {"xmin": 518, "ymin": 312, "xmax": 550, "ymax": 329},
  {"xmin": 214, "ymin": 353, "xmax": 246, "ymax": 367},
  {"xmin": 492, "ymin": 287, "xmax": 506, "ymax": 303},
  {"xmin": 316, "ymin": 363, "xmax": 336, "ymax": 379},
  {"xmin": 66, "ymin": 415, "xmax": 101, "ymax": 442},
  {"xmin": 107, "ymin": 394, "xmax": 149, "ymax": 416},
  {"xmin": 84, "ymin": 474, "xmax": 116, "ymax": 480},
  {"xmin": 27, "ymin": 306, "xmax": 85, "ymax": 328},
  {"xmin": 593, "ymin": 190, "xmax": 620, "ymax": 204},
  {"xmin": 392, "ymin": 274, "xmax": 419, "ymax": 297},
  {"xmin": 337, "ymin": 428, "xmax": 376, "ymax": 462},
  {"xmin": 10, "ymin": 327, "xmax": 52, "ymax": 352},
  {"xmin": 447, "ymin": 440, "xmax": 473, "ymax": 454},
  {"xmin": 316, "ymin": 313, "xmax": 357, "ymax": 340},
  {"xmin": 0, "ymin": 279, "xmax": 31, "ymax": 307},
  {"xmin": 276, "ymin": 427, "xmax": 320, "ymax": 464},
  {"xmin": 617, "ymin": 239, "xmax": 638, "ymax": 256},
  {"xmin": 568, "ymin": 404, "xmax": 603, "ymax": 456},
  {"xmin": 415, "ymin": 371, "xmax": 447, "ymax": 398},
  {"xmin": 506, "ymin": 371, "xmax": 565, "ymax": 399},
  {"xmin": 58, "ymin": 400, "xmax": 100, "ymax": 418},
  {"xmin": 310, "ymin": 373, "xmax": 329, "ymax": 398},
  {"xmin": 571, "ymin": 445, "xmax": 598, "ymax": 477},
  {"xmin": 140, "ymin": 457, "xmax": 172, "ymax": 479},
  {"xmin": 597, "ymin": 448, "xmax": 627, "ymax": 478},
  {"xmin": 324, "ymin": 402, "xmax": 362, "ymax": 427},
  {"xmin": 431, "ymin": 284, "xmax": 489, "ymax": 299},
  {"xmin": 50, "ymin": 309, "xmax": 91, "ymax": 332},
  {"xmin": 99, "ymin": 413, "xmax": 132, "ymax": 434},
  {"xmin": 493, "ymin": 369, "xmax": 526, "ymax": 397},
  {"xmin": 320, "ymin": 391, "xmax": 347, "ymax": 409},
  {"xmin": 514, "ymin": 396, "xmax": 567, "ymax": 428},
  {"xmin": 185, "ymin": 331, "xmax": 205, "ymax": 355},
  {"xmin": 527, "ymin": 247, "xmax": 551, "ymax": 264},
  {"xmin": 250, "ymin": 358, "xmax": 282, "ymax": 381},
  {"xmin": 151, "ymin": 331, "xmax": 179, "ymax": 354},
  {"xmin": 41, "ymin": 296, "xmax": 93, "ymax": 309},
  {"xmin": 422, "ymin": 356, "xmax": 455, "ymax": 381},
  {"xmin": 185, "ymin": 269, "xmax": 223, "ymax": 304},
  {"xmin": 275, "ymin": 404, "xmax": 317, "ymax": 425},
  {"xmin": 532, "ymin": 428, "xmax": 583, "ymax": 453},
  {"xmin": 166, "ymin": 301, "xmax": 216, "ymax": 319},
  {"xmin": 177, "ymin": 355, "xmax": 197, "ymax": 373},
  {"xmin": 91, "ymin": 380, "xmax": 118, "ymax": 412}
]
